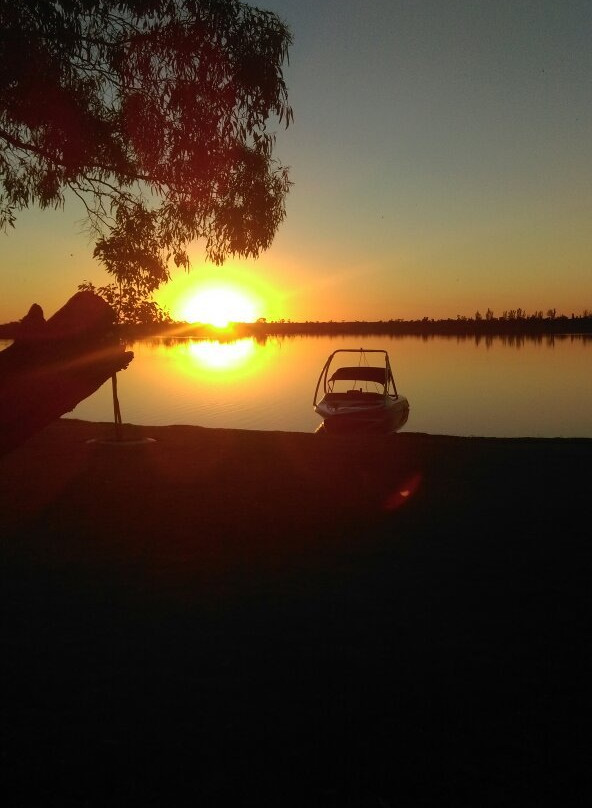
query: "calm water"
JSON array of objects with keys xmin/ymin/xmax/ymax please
[{"xmin": 59, "ymin": 333, "xmax": 592, "ymax": 438}]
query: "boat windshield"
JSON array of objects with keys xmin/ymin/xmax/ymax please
[{"xmin": 329, "ymin": 366, "xmax": 387, "ymax": 384}]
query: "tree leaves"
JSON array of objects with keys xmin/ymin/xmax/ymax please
[{"xmin": 0, "ymin": 0, "xmax": 293, "ymax": 289}]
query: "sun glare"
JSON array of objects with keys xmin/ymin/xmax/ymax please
[
  {"xmin": 187, "ymin": 339, "xmax": 255, "ymax": 370},
  {"xmin": 180, "ymin": 285, "xmax": 259, "ymax": 327}
]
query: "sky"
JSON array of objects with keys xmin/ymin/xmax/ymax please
[{"xmin": 1, "ymin": 0, "xmax": 591, "ymax": 323}]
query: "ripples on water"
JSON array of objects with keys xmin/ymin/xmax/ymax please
[{"xmin": 63, "ymin": 333, "xmax": 592, "ymax": 438}]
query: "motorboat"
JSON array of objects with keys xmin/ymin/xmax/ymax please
[
  {"xmin": 313, "ymin": 348, "xmax": 409, "ymax": 433},
  {"xmin": 0, "ymin": 291, "xmax": 134, "ymax": 455}
]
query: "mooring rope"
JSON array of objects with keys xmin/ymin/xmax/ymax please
[{"xmin": 111, "ymin": 372, "xmax": 123, "ymax": 441}]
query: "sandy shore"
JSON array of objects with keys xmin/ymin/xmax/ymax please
[{"xmin": 2, "ymin": 419, "xmax": 591, "ymax": 806}]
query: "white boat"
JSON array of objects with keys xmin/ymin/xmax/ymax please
[{"xmin": 313, "ymin": 348, "xmax": 409, "ymax": 433}]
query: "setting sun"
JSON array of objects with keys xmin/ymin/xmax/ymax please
[{"xmin": 179, "ymin": 285, "xmax": 260, "ymax": 327}]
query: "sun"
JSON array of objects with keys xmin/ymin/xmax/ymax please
[{"xmin": 179, "ymin": 285, "xmax": 260, "ymax": 327}]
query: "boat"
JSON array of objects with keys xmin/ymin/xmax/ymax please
[
  {"xmin": 313, "ymin": 348, "xmax": 409, "ymax": 434},
  {"xmin": 0, "ymin": 291, "xmax": 134, "ymax": 456}
]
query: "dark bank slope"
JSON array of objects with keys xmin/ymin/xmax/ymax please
[{"xmin": 2, "ymin": 420, "xmax": 591, "ymax": 807}]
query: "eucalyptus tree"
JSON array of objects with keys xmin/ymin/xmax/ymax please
[{"xmin": 0, "ymin": 0, "xmax": 293, "ymax": 301}]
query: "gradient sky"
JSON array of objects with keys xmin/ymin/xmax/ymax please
[{"xmin": 1, "ymin": 0, "xmax": 591, "ymax": 323}]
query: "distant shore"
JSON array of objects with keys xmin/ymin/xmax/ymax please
[
  {"xmin": 121, "ymin": 314, "xmax": 592, "ymax": 341},
  {"xmin": 2, "ymin": 419, "xmax": 591, "ymax": 806},
  {"xmin": 3, "ymin": 315, "xmax": 592, "ymax": 342}
]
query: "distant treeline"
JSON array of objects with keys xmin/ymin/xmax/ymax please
[
  {"xmin": 124, "ymin": 310, "xmax": 592, "ymax": 340},
  {"xmin": 3, "ymin": 309, "xmax": 592, "ymax": 341}
]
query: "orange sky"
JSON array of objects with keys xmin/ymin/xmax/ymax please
[{"xmin": 1, "ymin": 0, "xmax": 591, "ymax": 324}]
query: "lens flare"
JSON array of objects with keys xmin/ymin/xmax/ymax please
[{"xmin": 384, "ymin": 473, "xmax": 422, "ymax": 510}]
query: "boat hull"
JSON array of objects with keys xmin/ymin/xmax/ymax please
[{"xmin": 315, "ymin": 395, "xmax": 409, "ymax": 434}]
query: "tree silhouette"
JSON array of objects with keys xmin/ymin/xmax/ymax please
[{"xmin": 0, "ymin": 0, "xmax": 293, "ymax": 296}]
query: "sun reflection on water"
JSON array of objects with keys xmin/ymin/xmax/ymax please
[
  {"xmin": 187, "ymin": 339, "xmax": 255, "ymax": 370},
  {"xmin": 165, "ymin": 337, "xmax": 267, "ymax": 383}
]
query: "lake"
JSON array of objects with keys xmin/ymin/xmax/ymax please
[{"xmin": 61, "ymin": 333, "xmax": 592, "ymax": 438}]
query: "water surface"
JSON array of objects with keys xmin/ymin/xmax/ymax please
[{"xmin": 62, "ymin": 333, "xmax": 592, "ymax": 438}]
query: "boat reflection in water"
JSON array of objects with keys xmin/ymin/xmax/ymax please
[{"xmin": 313, "ymin": 348, "xmax": 409, "ymax": 435}]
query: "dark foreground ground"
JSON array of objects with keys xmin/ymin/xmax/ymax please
[{"xmin": 2, "ymin": 419, "xmax": 591, "ymax": 807}]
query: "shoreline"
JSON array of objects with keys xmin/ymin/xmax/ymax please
[
  {"xmin": 2, "ymin": 419, "xmax": 591, "ymax": 806},
  {"xmin": 4, "ymin": 318, "xmax": 592, "ymax": 341}
]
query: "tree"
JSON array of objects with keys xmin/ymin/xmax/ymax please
[
  {"xmin": 78, "ymin": 279, "xmax": 172, "ymax": 325},
  {"xmin": 0, "ymin": 0, "xmax": 293, "ymax": 299}
]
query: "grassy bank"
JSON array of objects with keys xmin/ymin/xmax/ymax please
[{"xmin": 2, "ymin": 419, "xmax": 591, "ymax": 806}]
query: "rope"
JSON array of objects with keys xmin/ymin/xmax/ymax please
[{"xmin": 111, "ymin": 373, "xmax": 123, "ymax": 441}]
